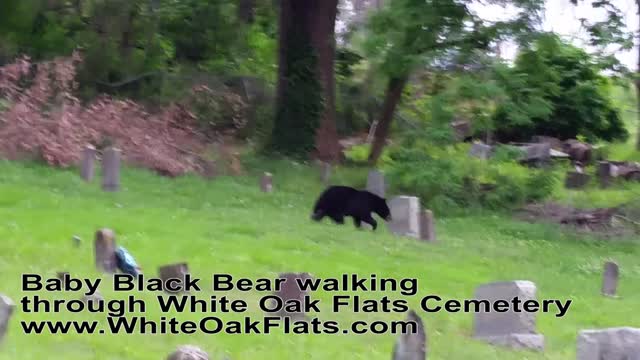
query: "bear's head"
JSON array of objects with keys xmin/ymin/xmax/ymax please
[{"xmin": 374, "ymin": 196, "xmax": 392, "ymax": 222}]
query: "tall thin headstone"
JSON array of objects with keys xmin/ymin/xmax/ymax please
[
  {"xmin": 601, "ymin": 261, "xmax": 619, "ymax": 297},
  {"xmin": 159, "ymin": 263, "xmax": 190, "ymax": 294},
  {"xmin": 419, "ymin": 210, "xmax": 436, "ymax": 242},
  {"xmin": 260, "ymin": 172, "xmax": 273, "ymax": 193},
  {"xmin": 473, "ymin": 281, "xmax": 544, "ymax": 351},
  {"xmin": 367, "ymin": 170, "xmax": 386, "ymax": 198},
  {"xmin": 387, "ymin": 196, "xmax": 421, "ymax": 239},
  {"xmin": 95, "ymin": 228, "xmax": 117, "ymax": 273},
  {"xmin": 320, "ymin": 162, "xmax": 331, "ymax": 185},
  {"xmin": 271, "ymin": 272, "xmax": 313, "ymax": 320},
  {"xmin": 392, "ymin": 310, "xmax": 427, "ymax": 360},
  {"xmin": 102, "ymin": 146, "xmax": 121, "ymax": 191},
  {"xmin": 0, "ymin": 295, "xmax": 15, "ymax": 344},
  {"xmin": 80, "ymin": 144, "xmax": 96, "ymax": 182},
  {"xmin": 597, "ymin": 161, "xmax": 613, "ymax": 188}
]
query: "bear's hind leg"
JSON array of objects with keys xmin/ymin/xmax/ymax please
[
  {"xmin": 329, "ymin": 213, "xmax": 345, "ymax": 224},
  {"xmin": 353, "ymin": 217, "xmax": 362, "ymax": 229}
]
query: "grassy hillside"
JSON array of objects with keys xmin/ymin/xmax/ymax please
[{"xmin": 0, "ymin": 158, "xmax": 638, "ymax": 360}]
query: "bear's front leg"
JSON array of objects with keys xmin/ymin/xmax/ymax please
[
  {"xmin": 330, "ymin": 214, "xmax": 345, "ymax": 224},
  {"xmin": 362, "ymin": 215, "xmax": 377, "ymax": 230}
]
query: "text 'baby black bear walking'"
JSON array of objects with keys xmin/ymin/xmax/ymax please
[{"xmin": 310, "ymin": 186, "xmax": 391, "ymax": 230}]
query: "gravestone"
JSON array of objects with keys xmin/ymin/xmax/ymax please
[
  {"xmin": 392, "ymin": 310, "xmax": 427, "ymax": 360},
  {"xmin": 56, "ymin": 272, "xmax": 69, "ymax": 282},
  {"xmin": 451, "ymin": 120, "xmax": 472, "ymax": 142},
  {"xmin": 597, "ymin": 162, "xmax": 613, "ymax": 188},
  {"xmin": 80, "ymin": 145, "xmax": 96, "ymax": 182},
  {"xmin": 271, "ymin": 272, "xmax": 313, "ymax": 320},
  {"xmin": 95, "ymin": 228, "xmax": 117, "ymax": 273},
  {"xmin": 319, "ymin": 162, "xmax": 331, "ymax": 185},
  {"xmin": 419, "ymin": 210, "xmax": 436, "ymax": 242},
  {"xmin": 201, "ymin": 160, "xmax": 218, "ymax": 180},
  {"xmin": 159, "ymin": 263, "xmax": 190, "ymax": 294},
  {"xmin": 82, "ymin": 291, "xmax": 104, "ymax": 306},
  {"xmin": 0, "ymin": 295, "xmax": 15, "ymax": 343},
  {"xmin": 473, "ymin": 281, "xmax": 544, "ymax": 351},
  {"xmin": 167, "ymin": 345, "xmax": 209, "ymax": 360},
  {"xmin": 469, "ymin": 143, "xmax": 493, "ymax": 159},
  {"xmin": 102, "ymin": 146, "xmax": 121, "ymax": 191},
  {"xmin": 366, "ymin": 170, "xmax": 386, "ymax": 198},
  {"xmin": 565, "ymin": 171, "xmax": 591, "ymax": 189},
  {"xmin": 601, "ymin": 261, "xmax": 619, "ymax": 297},
  {"xmin": 387, "ymin": 196, "xmax": 421, "ymax": 239},
  {"xmin": 577, "ymin": 327, "xmax": 640, "ymax": 360},
  {"xmin": 260, "ymin": 172, "xmax": 273, "ymax": 193},
  {"xmin": 72, "ymin": 235, "xmax": 81, "ymax": 247}
]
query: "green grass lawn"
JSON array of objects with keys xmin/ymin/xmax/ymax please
[{"xmin": 0, "ymin": 158, "xmax": 638, "ymax": 360}]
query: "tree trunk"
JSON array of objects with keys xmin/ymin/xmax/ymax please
[
  {"xmin": 311, "ymin": 0, "xmax": 341, "ymax": 162},
  {"xmin": 367, "ymin": 76, "xmax": 408, "ymax": 165},
  {"xmin": 238, "ymin": 0, "xmax": 255, "ymax": 24}
]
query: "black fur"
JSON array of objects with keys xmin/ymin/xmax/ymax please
[{"xmin": 311, "ymin": 185, "xmax": 392, "ymax": 230}]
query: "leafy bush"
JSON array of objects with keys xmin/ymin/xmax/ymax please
[
  {"xmin": 185, "ymin": 85, "xmax": 248, "ymax": 134},
  {"xmin": 385, "ymin": 144, "xmax": 558, "ymax": 215}
]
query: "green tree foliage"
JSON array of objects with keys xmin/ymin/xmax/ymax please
[{"xmin": 490, "ymin": 33, "xmax": 629, "ymax": 143}]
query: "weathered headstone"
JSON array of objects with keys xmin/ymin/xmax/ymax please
[
  {"xmin": 201, "ymin": 160, "xmax": 218, "ymax": 180},
  {"xmin": 451, "ymin": 120, "xmax": 472, "ymax": 142},
  {"xmin": 366, "ymin": 170, "xmax": 386, "ymax": 198},
  {"xmin": 565, "ymin": 171, "xmax": 591, "ymax": 189},
  {"xmin": 260, "ymin": 172, "xmax": 273, "ymax": 193},
  {"xmin": 469, "ymin": 143, "xmax": 493, "ymax": 159},
  {"xmin": 597, "ymin": 161, "xmax": 612, "ymax": 188},
  {"xmin": 102, "ymin": 146, "xmax": 121, "ymax": 191},
  {"xmin": 158, "ymin": 263, "xmax": 190, "ymax": 294},
  {"xmin": 419, "ymin": 210, "xmax": 436, "ymax": 242},
  {"xmin": 576, "ymin": 327, "xmax": 640, "ymax": 360},
  {"xmin": 167, "ymin": 345, "xmax": 209, "ymax": 360},
  {"xmin": 387, "ymin": 196, "xmax": 421, "ymax": 239},
  {"xmin": 82, "ymin": 291, "xmax": 104, "ymax": 306},
  {"xmin": 392, "ymin": 310, "xmax": 427, "ymax": 360},
  {"xmin": 521, "ymin": 143, "xmax": 551, "ymax": 165},
  {"xmin": 72, "ymin": 235, "xmax": 81, "ymax": 247},
  {"xmin": 473, "ymin": 281, "xmax": 544, "ymax": 351},
  {"xmin": 80, "ymin": 144, "xmax": 96, "ymax": 182},
  {"xmin": 320, "ymin": 162, "xmax": 331, "ymax": 185},
  {"xmin": 271, "ymin": 272, "xmax": 313, "ymax": 320},
  {"xmin": 56, "ymin": 271, "xmax": 69, "ymax": 282},
  {"xmin": 601, "ymin": 261, "xmax": 619, "ymax": 297},
  {"xmin": 95, "ymin": 228, "xmax": 117, "ymax": 273},
  {"xmin": 0, "ymin": 295, "xmax": 15, "ymax": 343}
]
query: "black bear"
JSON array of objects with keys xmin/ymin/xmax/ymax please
[{"xmin": 310, "ymin": 185, "xmax": 392, "ymax": 230}]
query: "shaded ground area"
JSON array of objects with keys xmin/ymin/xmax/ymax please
[{"xmin": 517, "ymin": 201, "xmax": 640, "ymax": 237}]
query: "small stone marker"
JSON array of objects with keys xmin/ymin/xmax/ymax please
[
  {"xmin": 320, "ymin": 162, "xmax": 331, "ymax": 184},
  {"xmin": 201, "ymin": 160, "xmax": 218, "ymax": 180},
  {"xmin": 597, "ymin": 161, "xmax": 613, "ymax": 188},
  {"xmin": 158, "ymin": 263, "xmax": 190, "ymax": 294},
  {"xmin": 72, "ymin": 235, "xmax": 81, "ymax": 247},
  {"xmin": 392, "ymin": 310, "xmax": 427, "ymax": 360},
  {"xmin": 0, "ymin": 294, "xmax": 15, "ymax": 344},
  {"xmin": 272, "ymin": 272, "xmax": 313, "ymax": 320},
  {"xmin": 366, "ymin": 170, "xmax": 386, "ymax": 198},
  {"xmin": 565, "ymin": 171, "xmax": 591, "ymax": 189},
  {"xmin": 469, "ymin": 143, "xmax": 493, "ymax": 159},
  {"xmin": 102, "ymin": 146, "xmax": 121, "ymax": 191},
  {"xmin": 260, "ymin": 172, "xmax": 273, "ymax": 193},
  {"xmin": 80, "ymin": 144, "xmax": 96, "ymax": 182},
  {"xmin": 82, "ymin": 291, "xmax": 104, "ymax": 306},
  {"xmin": 473, "ymin": 281, "xmax": 544, "ymax": 351},
  {"xmin": 419, "ymin": 210, "xmax": 436, "ymax": 242},
  {"xmin": 601, "ymin": 261, "xmax": 619, "ymax": 297},
  {"xmin": 387, "ymin": 196, "xmax": 421, "ymax": 239},
  {"xmin": 576, "ymin": 327, "xmax": 640, "ymax": 360},
  {"xmin": 56, "ymin": 271, "xmax": 69, "ymax": 282},
  {"xmin": 95, "ymin": 228, "xmax": 117, "ymax": 273},
  {"xmin": 167, "ymin": 345, "xmax": 209, "ymax": 360}
]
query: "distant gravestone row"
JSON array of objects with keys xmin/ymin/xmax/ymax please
[{"xmin": 80, "ymin": 145, "xmax": 120, "ymax": 192}]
